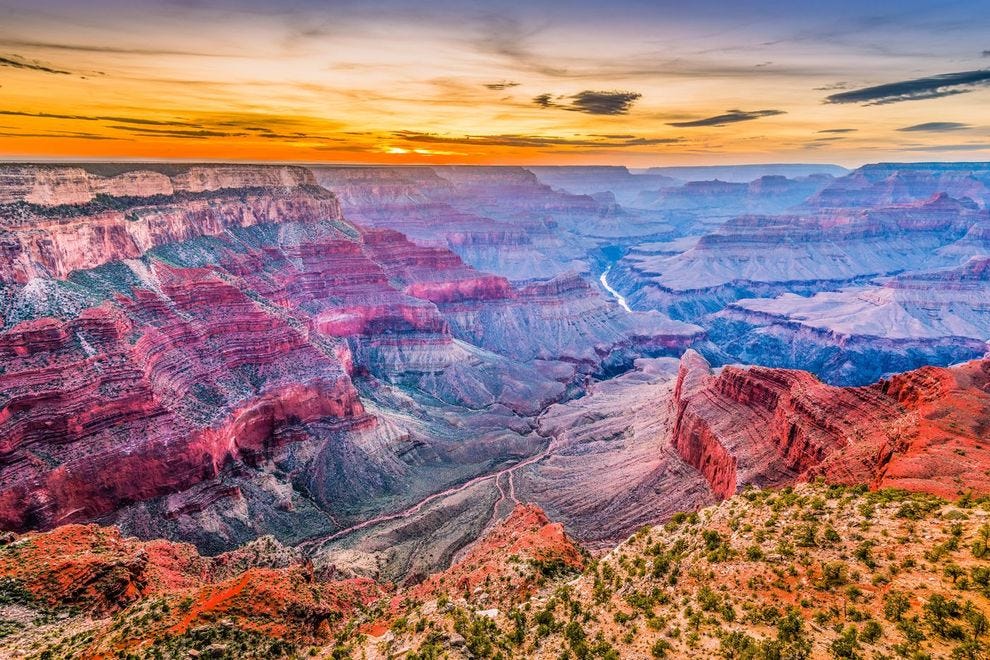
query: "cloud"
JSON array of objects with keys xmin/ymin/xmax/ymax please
[
  {"xmin": 0, "ymin": 39, "xmax": 226, "ymax": 57},
  {"xmin": 897, "ymin": 122, "xmax": 971, "ymax": 132},
  {"xmin": 0, "ymin": 110, "xmax": 200, "ymax": 127},
  {"xmin": 817, "ymin": 128, "xmax": 858, "ymax": 134},
  {"xmin": 483, "ymin": 81, "xmax": 520, "ymax": 90},
  {"xmin": 825, "ymin": 70, "xmax": 990, "ymax": 105},
  {"xmin": 0, "ymin": 55, "xmax": 70, "ymax": 75},
  {"xmin": 532, "ymin": 93, "xmax": 554, "ymax": 108},
  {"xmin": 0, "ymin": 131, "xmax": 123, "ymax": 141},
  {"xmin": 107, "ymin": 125, "xmax": 245, "ymax": 139},
  {"xmin": 902, "ymin": 143, "xmax": 990, "ymax": 152},
  {"xmin": 533, "ymin": 90, "xmax": 642, "ymax": 115},
  {"xmin": 814, "ymin": 82, "xmax": 850, "ymax": 91},
  {"xmin": 984, "ymin": 50, "xmax": 990, "ymax": 57},
  {"xmin": 568, "ymin": 90, "xmax": 641, "ymax": 115},
  {"xmin": 667, "ymin": 109, "xmax": 785, "ymax": 127},
  {"xmin": 393, "ymin": 130, "xmax": 679, "ymax": 149}
]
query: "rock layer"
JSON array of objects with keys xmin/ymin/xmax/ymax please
[{"xmin": 671, "ymin": 350, "xmax": 990, "ymax": 499}]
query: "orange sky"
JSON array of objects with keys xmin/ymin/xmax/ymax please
[{"xmin": 1, "ymin": 0, "xmax": 989, "ymax": 166}]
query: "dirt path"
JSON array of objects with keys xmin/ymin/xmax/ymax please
[{"xmin": 298, "ymin": 425, "xmax": 563, "ymax": 555}]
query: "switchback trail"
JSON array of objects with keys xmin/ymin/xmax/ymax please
[{"xmin": 296, "ymin": 431, "xmax": 562, "ymax": 554}]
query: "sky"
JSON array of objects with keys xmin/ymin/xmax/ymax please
[{"xmin": 0, "ymin": 0, "xmax": 989, "ymax": 165}]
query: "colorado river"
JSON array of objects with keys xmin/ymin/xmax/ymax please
[{"xmin": 600, "ymin": 265, "xmax": 632, "ymax": 312}]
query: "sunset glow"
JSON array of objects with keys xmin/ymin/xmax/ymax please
[{"xmin": 1, "ymin": 0, "xmax": 989, "ymax": 165}]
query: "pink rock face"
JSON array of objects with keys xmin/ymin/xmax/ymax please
[
  {"xmin": 313, "ymin": 165, "xmax": 614, "ymax": 283},
  {"xmin": 0, "ymin": 164, "xmax": 316, "ymax": 206},
  {"xmin": 0, "ymin": 167, "xmax": 339, "ymax": 282},
  {"xmin": 0, "ymin": 164, "xmax": 702, "ymax": 542},
  {"xmin": 0, "ymin": 264, "xmax": 366, "ymax": 530},
  {"xmin": 670, "ymin": 350, "xmax": 990, "ymax": 500},
  {"xmin": 808, "ymin": 162, "xmax": 990, "ymax": 210}
]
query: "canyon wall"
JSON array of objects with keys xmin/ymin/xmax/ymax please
[
  {"xmin": 671, "ymin": 351, "xmax": 990, "ymax": 499},
  {"xmin": 0, "ymin": 164, "xmax": 700, "ymax": 560}
]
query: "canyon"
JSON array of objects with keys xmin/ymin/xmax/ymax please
[{"xmin": 1, "ymin": 161, "xmax": 989, "ymax": 657}]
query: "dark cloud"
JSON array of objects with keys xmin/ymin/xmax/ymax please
[
  {"xmin": 825, "ymin": 69, "xmax": 990, "ymax": 105},
  {"xmin": 668, "ymin": 109, "xmax": 785, "ymax": 127},
  {"xmin": 817, "ymin": 128, "xmax": 858, "ymax": 134},
  {"xmin": 394, "ymin": 130, "xmax": 679, "ymax": 149},
  {"xmin": 568, "ymin": 90, "xmax": 641, "ymax": 115},
  {"xmin": 0, "ymin": 55, "xmax": 70, "ymax": 75},
  {"xmin": 984, "ymin": 50, "xmax": 990, "ymax": 57},
  {"xmin": 532, "ymin": 93, "xmax": 554, "ymax": 108},
  {"xmin": 483, "ymin": 81, "xmax": 520, "ymax": 90},
  {"xmin": 533, "ymin": 90, "xmax": 642, "ymax": 115},
  {"xmin": 897, "ymin": 122, "xmax": 971, "ymax": 132}
]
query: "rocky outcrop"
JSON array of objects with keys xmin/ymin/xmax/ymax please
[
  {"xmin": 0, "ymin": 500, "xmax": 586, "ymax": 656},
  {"xmin": 0, "ymin": 522, "xmax": 383, "ymax": 654},
  {"xmin": 411, "ymin": 503, "xmax": 585, "ymax": 604},
  {"xmin": 670, "ymin": 350, "xmax": 990, "ymax": 499},
  {"xmin": 0, "ymin": 167, "xmax": 339, "ymax": 283},
  {"xmin": 0, "ymin": 163, "xmax": 316, "ymax": 206}
]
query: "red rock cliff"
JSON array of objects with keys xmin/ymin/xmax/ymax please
[{"xmin": 671, "ymin": 350, "xmax": 990, "ymax": 499}]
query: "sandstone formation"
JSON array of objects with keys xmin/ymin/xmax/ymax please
[
  {"xmin": 671, "ymin": 350, "xmax": 990, "ymax": 500},
  {"xmin": 0, "ymin": 500, "xmax": 584, "ymax": 657}
]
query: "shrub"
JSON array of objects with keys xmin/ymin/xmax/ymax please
[
  {"xmin": 883, "ymin": 591, "xmax": 910, "ymax": 622},
  {"xmin": 651, "ymin": 638, "xmax": 672, "ymax": 658},
  {"xmin": 860, "ymin": 620, "xmax": 882, "ymax": 644}
]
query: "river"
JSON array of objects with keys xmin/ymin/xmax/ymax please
[{"xmin": 600, "ymin": 265, "xmax": 632, "ymax": 312}]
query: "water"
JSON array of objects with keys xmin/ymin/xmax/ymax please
[{"xmin": 600, "ymin": 266, "xmax": 632, "ymax": 312}]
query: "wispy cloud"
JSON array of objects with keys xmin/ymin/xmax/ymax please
[
  {"xmin": 0, "ymin": 109, "xmax": 200, "ymax": 126},
  {"xmin": 814, "ymin": 82, "xmax": 850, "ymax": 91},
  {"xmin": 817, "ymin": 128, "xmax": 857, "ymax": 134},
  {"xmin": 0, "ymin": 54, "xmax": 70, "ymax": 75},
  {"xmin": 483, "ymin": 81, "xmax": 520, "ymax": 90},
  {"xmin": 825, "ymin": 70, "xmax": 990, "ymax": 105},
  {"xmin": 394, "ymin": 130, "xmax": 679, "ymax": 148},
  {"xmin": 668, "ymin": 109, "xmax": 785, "ymax": 127},
  {"xmin": 107, "ymin": 125, "xmax": 246, "ymax": 139},
  {"xmin": 0, "ymin": 39, "xmax": 226, "ymax": 57},
  {"xmin": 897, "ymin": 122, "xmax": 971, "ymax": 132},
  {"xmin": 533, "ymin": 90, "xmax": 642, "ymax": 115},
  {"xmin": 0, "ymin": 130, "xmax": 122, "ymax": 141},
  {"xmin": 902, "ymin": 143, "xmax": 990, "ymax": 152}
]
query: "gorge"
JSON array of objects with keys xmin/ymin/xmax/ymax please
[{"xmin": 1, "ymin": 161, "xmax": 989, "ymax": 658}]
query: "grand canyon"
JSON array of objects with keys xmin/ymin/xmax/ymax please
[
  {"xmin": 1, "ymin": 160, "xmax": 989, "ymax": 658},
  {"xmin": 3, "ymin": 0, "xmax": 990, "ymax": 657}
]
